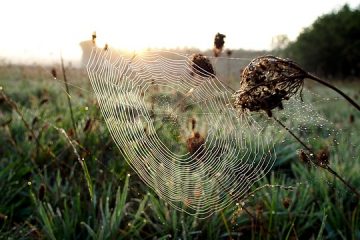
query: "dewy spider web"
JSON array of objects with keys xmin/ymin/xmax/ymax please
[{"xmin": 87, "ymin": 48, "xmax": 275, "ymax": 218}]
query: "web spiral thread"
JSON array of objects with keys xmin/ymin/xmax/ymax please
[{"xmin": 87, "ymin": 48, "xmax": 275, "ymax": 218}]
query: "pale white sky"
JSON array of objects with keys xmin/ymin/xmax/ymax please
[{"xmin": 0, "ymin": 0, "xmax": 358, "ymax": 64}]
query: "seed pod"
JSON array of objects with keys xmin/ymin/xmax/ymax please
[
  {"xmin": 51, "ymin": 68, "xmax": 57, "ymax": 78},
  {"xmin": 233, "ymin": 56, "xmax": 307, "ymax": 116},
  {"xmin": 213, "ymin": 33, "xmax": 226, "ymax": 57},
  {"xmin": 226, "ymin": 49, "xmax": 233, "ymax": 57},
  {"xmin": 316, "ymin": 148, "xmax": 329, "ymax": 166},
  {"xmin": 190, "ymin": 54, "xmax": 215, "ymax": 77},
  {"xmin": 299, "ymin": 149, "xmax": 311, "ymax": 165},
  {"xmin": 186, "ymin": 132, "xmax": 205, "ymax": 156}
]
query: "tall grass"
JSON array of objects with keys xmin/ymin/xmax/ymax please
[{"xmin": 0, "ymin": 65, "xmax": 359, "ymax": 239}]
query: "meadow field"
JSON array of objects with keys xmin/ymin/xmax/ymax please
[{"xmin": 0, "ymin": 62, "xmax": 360, "ymax": 240}]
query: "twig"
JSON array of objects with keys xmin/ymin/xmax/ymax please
[
  {"xmin": 61, "ymin": 55, "xmax": 78, "ymax": 139},
  {"xmin": 307, "ymin": 73, "xmax": 360, "ymax": 112}
]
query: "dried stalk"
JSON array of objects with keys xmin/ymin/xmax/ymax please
[{"xmin": 60, "ymin": 55, "xmax": 78, "ymax": 139}]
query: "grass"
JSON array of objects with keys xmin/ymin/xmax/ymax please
[{"xmin": 0, "ymin": 64, "xmax": 360, "ymax": 239}]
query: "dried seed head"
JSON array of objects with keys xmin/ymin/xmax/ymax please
[
  {"xmin": 104, "ymin": 43, "xmax": 108, "ymax": 51},
  {"xmin": 299, "ymin": 149, "xmax": 311, "ymax": 165},
  {"xmin": 190, "ymin": 54, "xmax": 215, "ymax": 77},
  {"xmin": 51, "ymin": 68, "xmax": 57, "ymax": 78},
  {"xmin": 233, "ymin": 56, "xmax": 307, "ymax": 116},
  {"xmin": 67, "ymin": 128, "xmax": 75, "ymax": 138},
  {"xmin": 226, "ymin": 49, "xmax": 233, "ymax": 57},
  {"xmin": 316, "ymin": 148, "xmax": 329, "ymax": 166},
  {"xmin": 282, "ymin": 197, "xmax": 291, "ymax": 209},
  {"xmin": 213, "ymin": 33, "xmax": 226, "ymax": 57},
  {"xmin": 186, "ymin": 132, "xmax": 205, "ymax": 156}
]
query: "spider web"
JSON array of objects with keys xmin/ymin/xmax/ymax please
[{"xmin": 87, "ymin": 48, "xmax": 275, "ymax": 218}]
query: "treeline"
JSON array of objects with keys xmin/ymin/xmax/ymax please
[{"xmin": 283, "ymin": 4, "xmax": 360, "ymax": 79}]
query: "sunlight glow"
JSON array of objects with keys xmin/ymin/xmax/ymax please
[{"xmin": 0, "ymin": 0, "xmax": 358, "ymax": 64}]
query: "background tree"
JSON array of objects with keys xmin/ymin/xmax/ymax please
[{"xmin": 283, "ymin": 4, "xmax": 360, "ymax": 79}]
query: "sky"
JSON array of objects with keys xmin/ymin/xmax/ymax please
[{"xmin": 0, "ymin": 0, "xmax": 359, "ymax": 64}]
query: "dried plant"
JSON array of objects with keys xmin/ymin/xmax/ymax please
[
  {"xmin": 190, "ymin": 53, "xmax": 215, "ymax": 77},
  {"xmin": 186, "ymin": 132, "xmax": 205, "ymax": 156},
  {"xmin": 213, "ymin": 33, "xmax": 226, "ymax": 57},
  {"xmin": 233, "ymin": 55, "xmax": 360, "ymax": 117},
  {"xmin": 316, "ymin": 148, "xmax": 330, "ymax": 166},
  {"xmin": 60, "ymin": 55, "xmax": 78, "ymax": 139},
  {"xmin": 233, "ymin": 56, "xmax": 306, "ymax": 117},
  {"xmin": 51, "ymin": 68, "xmax": 57, "ymax": 78},
  {"xmin": 231, "ymin": 55, "xmax": 360, "ymax": 199},
  {"xmin": 226, "ymin": 49, "xmax": 233, "ymax": 57},
  {"xmin": 276, "ymin": 117, "xmax": 360, "ymax": 199}
]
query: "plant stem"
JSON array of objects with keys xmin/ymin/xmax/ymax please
[
  {"xmin": 220, "ymin": 211, "xmax": 232, "ymax": 239},
  {"xmin": 273, "ymin": 116, "xmax": 360, "ymax": 199},
  {"xmin": 273, "ymin": 117, "xmax": 312, "ymax": 153},
  {"xmin": 307, "ymin": 73, "xmax": 360, "ymax": 112},
  {"xmin": 61, "ymin": 55, "xmax": 78, "ymax": 139},
  {"xmin": 323, "ymin": 165, "xmax": 360, "ymax": 199}
]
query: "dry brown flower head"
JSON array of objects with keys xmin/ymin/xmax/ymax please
[
  {"xmin": 186, "ymin": 132, "xmax": 205, "ymax": 156},
  {"xmin": 299, "ymin": 149, "xmax": 311, "ymax": 165},
  {"xmin": 316, "ymin": 148, "xmax": 330, "ymax": 166},
  {"xmin": 51, "ymin": 68, "xmax": 57, "ymax": 78},
  {"xmin": 213, "ymin": 33, "xmax": 226, "ymax": 57},
  {"xmin": 226, "ymin": 49, "xmax": 233, "ymax": 57},
  {"xmin": 190, "ymin": 54, "xmax": 215, "ymax": 77},
  {"xmin": 233, "ymin": 55, "xmax": 307, "ymax": 117}
]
